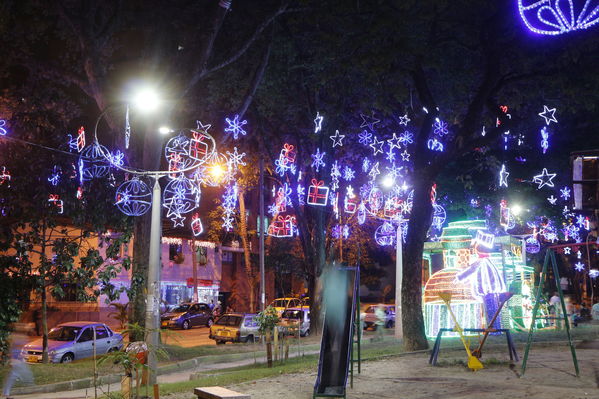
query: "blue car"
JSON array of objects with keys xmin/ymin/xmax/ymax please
[{"xmin": 160, "ymin": 302, "xmax": 214, "ymax": 330}]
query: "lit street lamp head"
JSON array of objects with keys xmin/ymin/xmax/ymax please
[{"xmin": 132, "ymin": 88, "xmax": 161, "ymax": 112}]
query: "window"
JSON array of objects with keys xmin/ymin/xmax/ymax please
[
  {"xmin": 169, "ymin": 244, "xmax": 182, "ymax": 261},
  {"xmin": 78, "ymin": 328, "xmax": 94, "ymax": 342},
  {"xmin": 189, "ymin": 304, "xmax": 199, "ymax": 312},
  {"xmin": 198, "ymin": 304, "xmax": 210, "ymax": 312},
  {"xmin": 95, "ymin": 326, "xmax": 109, "ymax": 339},
  {"xmin": 244, "ymin": 317, "xmax": 258, "ymax": 327},
  {"xmin": 222, "ymin": 251, "xmax": 233, "ymax": 263}
]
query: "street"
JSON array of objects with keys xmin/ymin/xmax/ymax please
[{"xmin": 160, "ymin": 326, "xmax": 213, "ymax": 347}]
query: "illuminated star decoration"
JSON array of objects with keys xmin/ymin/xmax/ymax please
[
  {"xmin": 329, "ymin": 130, "xmax": 345, "ymax": 147},
  {"xmin": 358, "ymin": 130, "xmax": 372, "ymax": 145},
  {"xmin": 533, "ymin": 168, "xmax": 557, "ymax": 189},
  {"xmin": 0, "ymin": 119, "xmax": 7, "ymax": 136},
  {"xmin": 538, "ymin": 105, "xmax": 558, "ymax": 125},
  {"xmin": 360, "ymin": 112, "xmax": 380, "ymax": 131},
  {"xmin": 499, "ymin": 164, "xmax": 509, "ymax": 188},
  {"xmin": 560, "ymin": 186, "xmax": 571, "ymax": 200},
  {"xmin": 400, "ymin": 150, "xmax": 410, "ymax": 162},
  {"xmin": 224, "ymin": 114, "xmax": 248, "ymax": 140},
  {"xmin": 564, "ymin": 247, "xmax": 571, "ymax": 255},
  {"xmin": 342, "ymin": 166, "xmax": 355, "ymax": 181},
  {"xmin": 574, "ymin": 262, "xmax": 585, "ymax": 272},
  {"xmin": 399, "ymin": 131, "xmax": 414, "ymax": 145},
  {"xmin": 370, "ymin": 136, "xmax": 385, "ymax": 155},
  {"xmin": 195, "ymin": 120, "xmax": 212, "ymax": 133},
  {"xmin": 387, "ymin": 133, "xmax": 402, "ymax": 151},
  {"xmin": 590, "ymin": 269, "xmax": 599, "ymax": 279},
  {"xmin": 540, "ymin": 126, "xmax": 549, "ymax": 154},
  {"xmin": 517, "ymin": 0, "xmax": 599, "ymax": 35},
  {"xmin": 226, "ymin": 147, "xmax": 247, "ymax": 170},
  {"xmin": 547, "ymin": 195, "xmax": 558, "ymax": 205},
  {"xmin": 433, "ymin": 118, "xmax": 449, "ymax": 136},
  {"xmin": 314, "ymin": 112, "xmax": 324, "ymax": 133},
  {"xmin": 398, "ymin": 114, "xmax": 410, "ymax": 126},
  {"xmin": 311, "ymin": 148, "xmax": 326, "ymax": 172}
]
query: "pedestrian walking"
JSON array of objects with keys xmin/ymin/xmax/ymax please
[
  {"xmin": 375, "ymin": 304, "xmax": 386, "ymax": 341},
  {"xmin": 2, "ymin": 331, "xmax": 33, "ymax": 399}
]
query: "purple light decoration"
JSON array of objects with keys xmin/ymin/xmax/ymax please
[
  {"xmin": 48, "ymin": 166, "xmax": 61, "ymax": 186},
  {"xmin": 342, "ymin": 166, "xmax": 355, "ymax": 181},
  {"xmin": 560, "ymin": 186, "xmax": 571, "ymax": 200},
  {"xmin": 518, "ymin": 0, "xmax": 599, "ymax": 35},
  {"xmin": 0, "ymin": 119, "xmax": 7, "ymax": 136},
  {"xmin": 224, "ymin": 114, "xmax": 248, "ymax": 140},
  {"xmin": 540, "ymin": 126, "xmax": 549, "ymax": 154},
  {"xmin": 399, "ymin": 131, "xmax": 414, "ymax": 145},
  {"xmin": 358, "ymin": 130, "xmax": 372, "ymax": 145},
  {"xmin": 433, "ymin": 118, "xmax": 449, "ymax": 136},
  {"xmin": 311, "ymin": 148, "xmax": 326, "ymax": 172},
  {"xmin": 574, "ymin": 262, "xmax": 585, "ymax": 272},
  {"xmin": 525, "ymin": 236, "xmax": 541, "ymax": 254}
]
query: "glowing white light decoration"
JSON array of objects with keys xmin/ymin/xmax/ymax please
[
  {"xmin": 314, "ymin": 112, "xmax": 324, "ymax": 133},
  {"xmin": 224, "ymin": 114, "xmax": 248, "ymax": 140},
  {"xmin": 560, "ymin": 186, "xmax": 571, "ymax": 199},
  {"xmin": 547, "ymin": 195, "xmax": 557, "ymax": 205},
  {"xmin": 307, "ymin": 179, "xmax": 329, "ymax": 206},
  {"xmin": 398, "ymin": 114, "xmax": 410, "ymax": 126},
  {"xmin": 499, "ymin": 164, "xmax": 509, "ymax": 187},
  {"xmin": 590, "ymin": 269, "xmax": 599, "ymax": 278},
  {"xmin": 311, "ymin": 148, "xmax": 326, "ymax": 172},
  {"xmin": 358, "ymin": 130, "xmax": 372, "ymax": 145},
  {"xmin": 540, "ymin": 126, "xmax": 549, "ymax": 154},
  {"xmin": 375, "ymin": 222, "xmax": 396, "ymax": 246},
  {"xmin": 191, "ymin": 213, "xmax": 203, "ymax": 236},
  {"xmin": 532, "ymin": 168, "xmax": 557, "ymax": 189},
  {"xmin": 360, "ymin": 112, "xmax": 380, "ymax": 131},
  {"xmin": 125, "ymin": 106, "xmax": 131, "ymax": 149},
  {"xmin": 329, "ymin": 130, "xmax": 345, "ymax": 147},
  {"xmin": 226, "ymin": 147, "xmax": 246, "ymax": 170},
  {"xmin": 370, "ymin": 136, "xmax": 384, "ymax": 155},
  {"xmin": 79, "ymin": 143, "xmax": 110, "ymax": 181},
  {"xmin": 399, "ymin": 131, "xmax": 414, "ymax": 145},
  {"xmin": 574, "ymin": 262, "xmax": 585, "ymax": 272},
  {"xmin": 433, "ymin": 118, "xmax": 449, "ymax": 135},
  {"xmin": 163, "ymin": 175, "xmax": 200, "ymax": 227},
  {"xmin": 400, "ymin": 150, "xmax": 410, "ymax": 162},
  {"xmin": 0, "ymin": 119, "xmax": 7, "ymax": 136},
  {"xmin": 427, "ymin": 138, "xmax": 444, "ymax": 152},
  {"xmin": 518, "ymin": 0, "xmax": 599, "ymax": 35},
  {"xmin": 115, "ymin": 178, "xmax": 153, "ymax": 217},
  {"xmin": 538, "ymin": 105, "xmax": 558, "ymax": 125},
  {"xmin": 387, "ymin": 133, "xmax": 402, "ymax": 151}
]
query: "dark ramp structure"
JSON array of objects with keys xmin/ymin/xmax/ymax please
[{"xmin": 313, "ymin": 266, "xmax": 359, "ymax": 399}]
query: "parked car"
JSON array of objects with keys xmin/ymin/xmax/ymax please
[
  {"xmin": 21, "ymin": 322, "xmax": 123, "ymax": 363},
  {"xmin": 362, "ymin": 304, "xmax": 395, "ymax": 330},
  {"xmin": 160, "ymin": 302, "xmax": 213, "ymax": 330},
  {"xmin": 270, "ymin": 297, "xmax": 304, "ymax": 315},
  {"xmin": 209, "ymin": 313, "xmax": 260, "ymax": 344},
  {"xmin": 278, "ymin": 307, "xmax": 311, "ymax": 337}
]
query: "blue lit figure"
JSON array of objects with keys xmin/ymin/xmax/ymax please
[
  {"xmin": 115, "ymin": 178, "xmax": 153, "ymax": 216},
  {"xmin": 427, "ymin": 138, "xmax": 444, "ymax": 152},
  {"xmin": 311, "ymin": 148, "xmax": 326, "ymax": 172},
  {"xmin": 0, "ymin": 119, "xmax": 7, "ymax": 136},
  {"xmin": 518, "ymin": 0, "xmax": 599, "ymax": 35},
  {"xmin": 358, "ymin": 130, "xmax": 372, "ymax": 145},
  {"xmin": 560, "ymin": 186, "xmax": 572, "ymax": 199},
  {"xmin": 399, "ymin": 131, "xmax": 414, "ymax": 145},
  {"xmin": 433, "ymin": 118, "xmax": 449, "ymax": 136},
  {"xmin": 224, "ymin": 114, "xmax": 248, "ymax": 140},
  {"xmin": 314, "ymin": 112, "xmax": 324, "ymax": 133},
  {"xmin": 48, "ymin": 166, "xmax": 61, "ymax": 186},
  {"xmin": 342, "ymin": 166, "xmax": 355, "ymax": 181},
  {"xmin": 540, "ymin": 126, "xmax": 549, "ymax": 154}
]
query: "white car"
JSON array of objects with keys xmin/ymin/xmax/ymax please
[{"xmin": 362, "ymin": 305, "xmax": 395, "ymax": 330}]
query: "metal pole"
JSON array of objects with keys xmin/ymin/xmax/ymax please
[
  {"xmin": 145, "ymin": 177, "xmax": 162, "ymax": 385},
  {"xmin": 395, "ymin": 222, "xmax": 403, "ymax": 340},
  {"xmin": 259, "ymin": 158, "xmax": 266, "ymax": 311}
]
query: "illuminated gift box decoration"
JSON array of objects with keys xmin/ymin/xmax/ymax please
[{"xmin": 307, "ymin": 179, "xmax": 329, "ymax": 206}]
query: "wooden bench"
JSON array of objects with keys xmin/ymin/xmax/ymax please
[{"xmin": 194, "ymin": 386, "xmax": 250, "ymax": 399}]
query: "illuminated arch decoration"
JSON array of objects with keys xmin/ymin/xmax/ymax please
[
  {"xmin": 115, "ymin": 178, "xmax": 153, "ymax": 217},
  {"xmin": 518, "ymin": 0, "xmax": 599, "ymax": 35}
]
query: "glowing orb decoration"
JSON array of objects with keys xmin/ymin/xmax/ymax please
[
  {"xmin": 525, "ymin": 236, "xmax": 541, "ymax": 254},
  {"xmin": 375, "ymin": 222, "xmax": 396, "ymax": 246},
  {"xmin": 163, "ymin": 175, "xmax": 200, "ymax": 217},
  {"xmin": 115, "ymin": 178, "xmax": 152, "ymax": 216},
  {"xmin": 432, "ymin": 203, "xmax": 447, "ymax": 229},
  {"xmin": 518, "ymin": 0, "xmax": 599, "ymax": 35},
  {"xmin": 79, "ymin": 143, "xmax": 111, "ymax": 181}
]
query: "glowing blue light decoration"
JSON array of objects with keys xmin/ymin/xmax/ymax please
[
  {"xmin": 517, "ymin": 0, "xmax": 599, "ymax": 35},
  {"xmin": 427, "ymin": 138, "xmax": 444, "ymax": 152},
  {"xmin": 400, "ymin": 150, "xmax": 410, "ymax": 162},
  {"xmin": 125, "ymin": 105, "xmax": 131, "ymax": 149},
  {"xmin": 547, "ymin": 195, "xmax": 558, "ymax": 204},
  {"xmin": 297, "ymin": 184, "xmax": 305, "ymax": 205},
  {"xmin": 163, "ymin": 176, "xmax": 200, "ymax": 227},
  {"xmin": 115, "ymin": 178, "xmax": 153, "ymax": 216},
  {"xmin": 224, "ymin": 114, "xmax": 248, "ymax": 140},
  {"xmin": 399, "ymin": 131, "xmax": 414, "ymax": 145},
  {"xmin": 226, "ymin": 147, "xmax": 247, "ymax": 171},
  {"xmin": 331, "ymin": 161, "xmax": 341, "ymax": 192},
  {"xmin": 533, "ymin": 168, "xmax": 557, "ymax": 189},
  {"xmin": 370, "ymin": 136, "xmax": 384, "ymax": 155},
  {"xmin": 357, "ymin": 202, "xmax": 366, "ymax": 225},
  {"xmin": 358, "ymin": 130, "xmax": 372, "ymax": 145},
  {"xmin": 79, "ymin": 144, "xmax": 110, "ymax": 181},
  {"xmin": 538, "ymin": 105, "xmax": 558, "ymax": 125},
  {"xmin": 590, "ymin": 269, "xmax": 599, "ymax": 279},
  {"xmin": 311, "ymin": 148, "xmax": 326, "ymax": 172},
  {"xmin": 574, "ymin": 262, "xmax": 585, "ymax": 272},
  {"xmin": 0, "ymin": 119, "xmax": 7, "ymax": 136},
  {"xmin": 433, "ymin": 118, "xmax": 449, "ymax": 135},
  {"xmin": 342, "ymin": 166, "xmax": 355, "ymax": 181},
  {"xmin": 360, "ymin": 112, "xmax": 380, "ymax": 131},
  {"xmin": 385, "ymin": 149, "xmax": 396, "ymax": 162},
  {"xmin": 375, "ymin": 222, "xmax": 396, "ymax": 246},
  {"xmin": 221, "ymin": 183, "xmax": 238, "ymax": 231},
  {"xmin": 362, "ymin": 158, "xmax": 371, "ymax": 172},
  {"xmin": 314, "ymin": 112, "xmax": 324, "ymax": 133},
  {"xmin": 48, "ymin": 166, "xmax": 61, "ymax": 186},
  {"xmin": 432, "ymin": 203, "xmax": 447, "ymax": 229},
  {"xmin": 561, "ymin": 186, "xmax": 571, "ymax": 199},
  {"xmin": 499, "ymin": 164, "xmax": 509, "ymax": 187},
  {"xmin": 540, "ymin": 126, "xmax": 549, "ymax": 154},
  {"xmin": 329, "ymin": 130, "xmax": 345, "ymax": 147},
  {"xmin": 525, "ymin": 236, "xmax": 541, "ymax": 254},
  {"xmin": 398, "ymin": 114, "xmax": 410, "ymax": 126},
  {"xmin": 108, "ymin": 150, "xmax": 125, "ymax": 167},
  {"xmin": 368, "ymin": 162, "xmax": 380, "ymax": 182},
  {"xmin": 387, "ymin": 133, "xmax": 402, "ymax": 151}
]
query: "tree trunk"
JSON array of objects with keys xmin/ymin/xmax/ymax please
[
  {"xmin": 238, "ymin": 189, "xmax": 256, "ymax": 312},
  {"xmin": 130, "ymin": 211, "xmax": 152, "ymax": 341},
  {"xmin": 265, "ymin": 329, "xmax": 273, "ymax": 368},
  {"xmin": 401, "ymin": 177, "xmax": 434, "ymax": 351},
  {"xmin": 41, "ymin": 287, "xmax": 49, "ymax": 363}
]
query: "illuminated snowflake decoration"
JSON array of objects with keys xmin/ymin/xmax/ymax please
[
  {"xmin": 226, "ymin": 147, "xmax": 247, "ymax": 170},
  {"xmin": 433, "ymin": 119, "xmax": 449, "ymax": 136},
  {"xmin": 385, "ymin": 149, "xmax": 396, "ymax": 163},
  {"xmin": 547, "ymin": 195, "xmax": 557, "ymax": 205},
  {"xmin": 574, "ymin": 262, "xmax": 585, "ymax": 272},
  {"xmin": 386, "ymin": 164, "xmax": 403, "ymax": 179},
  {"xmin": 221, "ymin": 183, "xmax": 238, "ymax": 231},
  {"xmin": 540, "ymin": 126, "xmax": 549, "ymax": 154},
  {"xmin": 48, "ymin": 166, "xmax": 61, "ymax": 186},
  {"xmin": 108, "ymin": 150, "xmax": 125, "ymax": 167},
  {"xmin": 311, "ymin": 148, "xmax": 326, "ymax": 172},
  {"xmin": 518, "ymin": 0, "xmax": 599, "ymax": 35},
  {"xmin": 297, "ymin": 185, "xmax": 306, "ymax": 205},
  {"xmin": 331, "ymin": 161, "xmax": 341, "ymax": 192},
  {"xmin": 399, "ymin": 131, "xmax": 414, "ymax": 145},
  {"xmin": 538, "ymin": 105, "xmax": 558, "ymax": 125},
  {"xmin": 362, "ymin": 158, "xmax": 371, "ymax": 172},
  {"xmin": 560, "ymin": 186, "xmax": 571, "ymax": 200},
  {"xmin": 342, "ymin": 166, "xmax": 355, "ymax": 181},
  {"xmin": 224, "ymin": 114, "xmax": 248, "ymax": 140},
  {"xmin": 358, "ymin": 130, "xmax": 372, "ymax": 145}
]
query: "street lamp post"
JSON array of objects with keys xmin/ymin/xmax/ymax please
[{"xmin": 395, "ymin": 222, "xmax": 403, "ymax": 340}]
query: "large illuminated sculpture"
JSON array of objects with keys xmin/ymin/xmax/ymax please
[{"xmin": 422, "ymin": 220, "xmax": 535, "ymax": 338}]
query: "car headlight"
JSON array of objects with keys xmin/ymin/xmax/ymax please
[{"xmin": 49, "ymin": 350, "xmax": 57, "ymax": 356}]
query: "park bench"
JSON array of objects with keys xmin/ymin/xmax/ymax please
[{"xmin": 194, "ymin": 386, "xmax": 250, "ymax": 399}]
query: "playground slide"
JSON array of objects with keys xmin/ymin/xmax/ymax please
[{"xmin": 313, "ymin": 266, "xmax": 358, "ymax": 398}]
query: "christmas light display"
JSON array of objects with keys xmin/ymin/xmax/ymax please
[
  {"xmin": 358, "ymin": 130, "xmax": 372, "ymax": 145},
  {"xmin": 370, "ymin": 136, "xmax": 384, "ymax": 155},
  {"xmin": 525, "ymin": 236, "xmax": 541, "ymax": 253},
  {"xmin": 115, "ymin": 178, "xmax": 153, "ymax": 217},
  {"xmin": 190, "ymin": 213, "xmax": 204, "ymax": 236},
  {"xmin": 368, "ymin": 162, "xmax": 380, "ymax": 181},
  {"xmin": 0, "ymin": 167, "xmax": 11, "ymax": 186},
  {"xmin": 311, "ymin": 148, "xmax": 326, "ymax": 172},
  {"xmin": 48, "ymin": 194, "xmax": 64, "ymax": 214},
  {"xmin": 399, "ymin": 131, "xmax": 414, "ymax": 145},
  {"xmin": 362, "ymin": 158, "xmax": 371, "ymax": 172},
  {"xmin": 221, "ymin": 183, "xmax": 238, "ymax": 231},
  {"xmin": 374, "ymin": 221, "xmax": 396, "ymax": 246},
  {"xmin": 518, "ymin": 0, "xmax": 599, "ymax": 35},
  {"xmin": 590, "ymin": 269, "xmax": 599, "ymax": 279},
  {"xmin": 385, "ymin": 149, "xmax": 395, "ymax": 163},
  {"xmin": 560, "ymin": 186, "xmax": 571, "ymax": 199},
  {"xmin": 564, "ymin": 246, "xmax": 572, "ymax": 255},
  {"xmin": 360, "ymin": 112, "xmax": 380, "ymax": 131},
  {"xmin": 330, "ymin": 161, "xmax": 341, "ymax": 191},
  {"xmin": 540, "ymin": 126, "xmax": 549, "ymax": 153},
  {"xmin": 329, "ymin": 130, "xmax": 345, "ymax": 147},
  {"xmin": 387, "ymin": 133, "xmax": 402, "ymax": 151},
  {"xmin": 268, "ymin": 215, "xmax": 297, "ymax": 238},
  {"xmin": 79, "ymin": 143, "xmax": 110, "ymax": 181},
  {"xmin": 226, "ymin": 147, "xmax": 246, "ymax": 171},
  {"xmin": 307, "ymin": 179, "xmax": 329, "ymax": 206},
  {"xmin": 342, "ymin": 166, "xmax": 355, "ymax": 181},
  {"xmin": 224, "ymin": 114, "xmax": 248, "ymax": 140},
  {"xmin": 68, "ymin": 126, "xmax": 86, "ymax": 152},
  {"xmin": 48, "ymin": 166, "xmax": 61, "ymax": 186},
  {"xmin": 0, "ymin": 119, "xmax": 7, "ymax": 136},
  {"xmin": 538, "ymin": 105, "xmax": 558, "ymax": 125},
  {"xmin": 433, "ymin": 118, "xmax": 449, "ymax": 136},
  {"xmin": 314, "ymin": 112, "xmax": 324, "ymax": 133},
  {"xmin": 574, "ymin": 262, "xmax": 585, "ymax": 272},
  {"xmin": 357, "ymin": 202, "xmax": 366, "ymax": 224},
  {"xmin": 398, "ymin": 114, "xmax": 410, "ymax": 126},
  {"xmin": 124, "ymin": 105, "xmax": 131, "ymax": 149},
  {"xmin": 427, "ymin": 138, "xmax": 444, "ymax": 152},
  {"xmin": 297, "ymin": 184, "xmax": 305, "ymax": 205},
  {"xmin": 163, "ymin": 175, "xmax": 200, "ymax": 227},
  {"xmin": 400, "ymin": 150, "xmax": 410, "ymax": 162},
  {"xmin": 108, "ymin": 150, "xmax": 125, "ymax": 167},
  {"xmin": 499, "ymin": 164, "xmax": 509, "ymax": 187},
  {"xmin": 547, "ymin": 195, "xmax": 557, "ymax": 204},
  {"xmin": 533, "ymin": 168, "xmax": 557, "ymax": 189},
  {"xmin": 275, "ymin": 143, "xmax": 296, "ymax": 176}
]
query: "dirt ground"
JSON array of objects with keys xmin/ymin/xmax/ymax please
[{"xmin": 174, "ymin": 344, "xmax": 599, "ymax": 399}]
